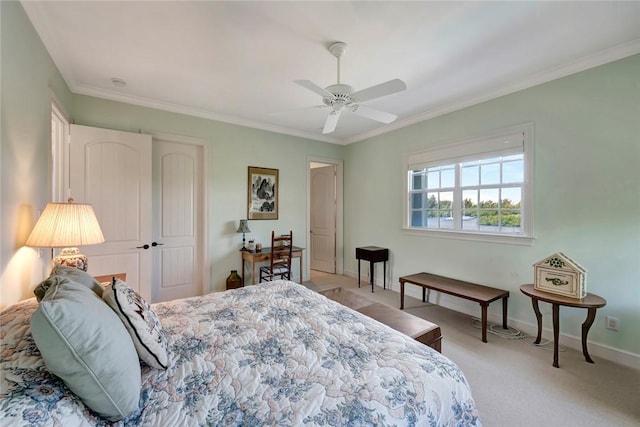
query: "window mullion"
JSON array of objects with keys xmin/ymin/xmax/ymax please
[{"xmin": 452, "ymin": 163, "xmax": 462, "ymax": 229}]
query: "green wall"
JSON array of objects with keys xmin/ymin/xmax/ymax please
[
  {"xmin": 344, "ymin": 54, "xmax": 640, "ymax": 356},
  {"xmin": 0, "ymin": 1, "xmax": 73, "ymax": 304},
  {"xmin": 70, "ymin": 95, "xmax": 343, "ymax": 293},
  {"xmin": 1, "ymin": 0, "xmax": 638, "ymax": 361}
]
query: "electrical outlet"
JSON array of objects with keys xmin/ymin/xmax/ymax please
[{"xmin": 605, "ymin": 316, "xmax": 620, "ymax": 331}]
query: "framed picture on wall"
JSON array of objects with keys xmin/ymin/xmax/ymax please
[{"xmin": 247, "ymin": 166, "xmax": 278, "ymax": 220}]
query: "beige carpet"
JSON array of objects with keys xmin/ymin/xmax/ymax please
[{"xmin": 305, "ymin": 272, "xmax": 640, "ymax": 427}]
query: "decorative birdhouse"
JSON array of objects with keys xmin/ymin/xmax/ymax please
[{"xmin": 533, "ymin": 253, "xmax": 587, "ymax": 299}]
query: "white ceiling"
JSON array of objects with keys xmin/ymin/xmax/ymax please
[{"xmin": 22, "ymin": 1, "xmax": 640, "ymax": 145}]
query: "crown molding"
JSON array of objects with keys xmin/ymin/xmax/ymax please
[
  {"xmin": 345, "ymin": 39, "xmax": 640, "ymax": 144},
  {"xmin": 72, "ymin": 84, "xmax": 340, "ymax": 144},
  {"xmin": 25, "ymin": 0, "xmax": 639, "ymax": 147},
  {"xmin": 71, "ymin": 39, "xmax": 640, "ymax": 146}
]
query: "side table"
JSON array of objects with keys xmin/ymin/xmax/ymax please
[
  {"xmin": 520, "ymin": 284, "xmax": 606, "ymax": 368},
  {"xmin": 355, "ymin": 246, "xmax": 389, "ymax": 292}
]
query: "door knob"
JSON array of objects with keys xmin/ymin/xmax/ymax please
[
  {"xmin": 151, "ymin": 242, "xmax": 164, "ymax": 247},
  {"xmin": 136, "ymin": 244, "xmax": 150, "ymax": 250}
]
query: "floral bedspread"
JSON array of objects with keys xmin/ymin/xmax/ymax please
[{"xmin": 1, "ymin": 281, "xmax": 481, "ymax": 426}]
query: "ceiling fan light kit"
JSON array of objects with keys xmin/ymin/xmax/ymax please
[{"xmin": 294, "ymin": 41, "xmax": 406, "ymax": 134}]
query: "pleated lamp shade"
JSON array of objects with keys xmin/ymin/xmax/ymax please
[{"xmin": 26, "ymin": 201, "xmax": 105, "ymax": 271}]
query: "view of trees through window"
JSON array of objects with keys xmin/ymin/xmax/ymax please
[{"xmin": 409, "ymin": 154, "xmax": 524, "ymax": 234}]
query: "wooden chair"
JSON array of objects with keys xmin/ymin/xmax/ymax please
[{"xmin": 259, "ymin": 231, "xmax": 293, "ymax": 282}]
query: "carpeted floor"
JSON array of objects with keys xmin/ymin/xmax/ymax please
[{"xmin": 304, "ymin": 272, "xmax": 640, "ymax": 427}]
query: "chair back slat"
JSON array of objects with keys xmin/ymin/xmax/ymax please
[{"xmin": 259, "ymin": 230, "xmax": 293, "ymax": 282}]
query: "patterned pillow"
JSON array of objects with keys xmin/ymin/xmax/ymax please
[{"xmin": 103, "ymin": 279, "xmax": 169, "ymax": 369}]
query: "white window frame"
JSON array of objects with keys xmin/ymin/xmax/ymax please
[{"xmin": 402, "ymin": 123, "xmax": 534, "ymax": 245}]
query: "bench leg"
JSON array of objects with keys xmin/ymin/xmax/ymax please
[
  {"xmin": 502, "ymin": 297, "xmax": 508, "ymax": 330},
  {"xmin": 400, "ymin": 281, "xmax": 405, "ymax": 309},
  {"xmin": 481, "ymin": 303, "xmax": 488, "ymax": 343}
]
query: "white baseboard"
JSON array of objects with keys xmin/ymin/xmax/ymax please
[{"xmin": 343, "ymin": 269, "xmax": 640, "ymax": 371}]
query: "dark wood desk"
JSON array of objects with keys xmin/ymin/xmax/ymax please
[
  {"xmin": 241, "ymin": 246, "xmax": 304, "ymax": 286},
  {"xmin": 520, "ymin": 284, "xmax": 606, "ymax": 368},
  {"xmin": 356, "ymin": 246, "xmax": 389, "ymax": 292}
]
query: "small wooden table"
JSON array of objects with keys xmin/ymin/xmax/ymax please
[
  {"xmin": 356, "ymin": 246, "xmax": 389, "ymax": 292},
  {"xmin": 399, "ymin": 272, "xmax": 509, "ymax": 343},
  {"xmin": 520, "ymin": 284, "xmax": 606, "ymax": 368},
  {"xmin": 241, "ymin": 246, "xmax": 304, "ymax": 285}
]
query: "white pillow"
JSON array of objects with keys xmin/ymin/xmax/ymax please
[
  {"xmin": 103, "ymin": 279, "xmax": 169, "ymax": 369},
  {"xmin": 31, "ymin": 279, "xmax": 141, "ymax": 421}
]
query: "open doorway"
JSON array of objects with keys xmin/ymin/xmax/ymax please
[{"xmin": 307, "ymin": 158, "xmax": 343, "ymax": 279}]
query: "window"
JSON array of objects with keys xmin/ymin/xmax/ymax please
[{"xmin": 405, "ymin": 124, "xmax": 533, "ymax": 243}]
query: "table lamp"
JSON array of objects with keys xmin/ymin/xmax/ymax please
[
  {"xmin": 236, "ymin": 219, "xmax": 251, "ymax": 251},
  {"xmin": 25, "ymin": 199, "xmax": 105, "ymax": 271}
]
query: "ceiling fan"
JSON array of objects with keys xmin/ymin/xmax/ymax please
[{"xmin": 295, "ymin": 42, "xmax": 406, "ymax": 134}]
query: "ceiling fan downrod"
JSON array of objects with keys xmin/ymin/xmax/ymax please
[{"xmin": 328, "ymin": 42, "xmax": 347, "ymax": 85}]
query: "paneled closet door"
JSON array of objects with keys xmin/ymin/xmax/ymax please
[
  {"xmin": 151, "ymin": 138, "xmax": 203, "ymax": 302},
  {"xmin": 69, "ymin": 124, "xmax": 153, "ymax": 299}
]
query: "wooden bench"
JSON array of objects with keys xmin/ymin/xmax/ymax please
[
  {"xmin": 319, "ymin": 287, "xmax": 442, "ymax": 352},
  {"xmin": 399, "ymin": 272, "xmax": 509, "ymax": 343}
]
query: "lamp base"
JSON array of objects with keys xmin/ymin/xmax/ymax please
[{"xmin": 52, "ymin": 247, "xmax": 88, "ymax": 271}]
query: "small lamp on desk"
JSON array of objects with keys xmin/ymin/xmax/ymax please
[
  {"xmin": 25, "ymin": 198, "xmax": 105, "ymax": 271},
  {"xmin": 236, "ymin": 219, "xmax": 251, "ymax": 251}
]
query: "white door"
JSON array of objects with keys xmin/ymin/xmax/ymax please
[
  {"xmin": 69, "ymin": 125, "xmax": 205, "ymax": 303},
  {"xmin": 69, "ymin": 124, "xmax": 153, "ymax": 299},
  {"xmin": 310, "ymin": 165, "xmax": 336, "ymax": 273},
  {"xmin": 151, "ymin": 138, "xmax": 203, "ymax": 302}
]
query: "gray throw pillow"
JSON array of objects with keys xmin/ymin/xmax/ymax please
[
  {"xmin": 33, "ymin": 264, "xmax": 103, "ymax": 301},
  {"xmin": 103, "ymin": 279, "xmax": 169, "ymax": 369},
  {"xmin": 30, "ymin": 278, "xmax": 141, "ymax": 421}
]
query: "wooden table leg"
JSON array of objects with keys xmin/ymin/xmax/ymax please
[
  {"xmin": 531, "ymin": 298, "xmax": 543, "ymax": 344},
  {"xmin": 358, "ymin": 259, "xmax": 361, "ymax": 288},
  {"xmin": 251, "ymin": 259, "xmax": 257, "ymax": 285},
  {"xmin": 502, "ymin": 296, "xmax": 509, "ymax": 330},
  {"xmin": 299, "ymin": 256, "xmax": 303, "ymax": 284},
  {"xmin": 369, "ymin": 260, "xmax": 375, "ymax": 293},
  {"xmin": 481, "ymin": 303, "xmax": 488, "ymax": 343},
  {"xmin": 400, "ymin": 281, "xmax": 405, "ymax": 309},
  {"xmin": 241, "ymin": 257, "xmax": 246, "ymax": 287},
  {"xmin": 422, "ymin": 287, "xmax": 426, "ymax": 303},
  {"xmin": 582, "ymin": 308, "xmax": 597, "ymax": 363},
  {"xmin": 552, "ymin": 303, "xmax": 560, "ymax": 368},
  {"xmin": 383, "ymin": 261, "xmax": 387, "ymax": 290}
]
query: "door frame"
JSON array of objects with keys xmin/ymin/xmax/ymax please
[{"xmin": 306, "ymin": 156, "xmax": 343, "ymax": 278}]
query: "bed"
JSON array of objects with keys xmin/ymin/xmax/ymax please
[{"xmin": 1, "ymin": 279, "xmax": 481, "ymax": 426}]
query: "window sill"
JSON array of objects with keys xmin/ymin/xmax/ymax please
[{"xmin": 402, "ymin": 227, "xmax": 535, "ymax": 246}]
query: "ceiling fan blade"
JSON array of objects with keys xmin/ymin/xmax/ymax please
[
  {"xmin": 351, "ymin": 104, "xmax": 397, "ymax": 124},
  {"xmin": 322, "ymin": 110, "xmax": 342, "ymax": 134},
  {"xmin": 294, "ymin": 80, "xmax": 335, "ymax": 99},
  {"xmin": 351, "ymin": 79, "xmax": 406, "ymax": 103}
]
